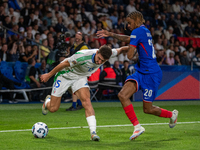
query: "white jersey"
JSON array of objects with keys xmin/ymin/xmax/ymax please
[{"xmin": 55, "ymin": 49, "xmax": 118, "ymax": 80}]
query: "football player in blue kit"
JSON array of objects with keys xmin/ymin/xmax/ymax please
[{"xmin": 97, "ymin": 11, "xmax": 178, "ymax": 140}]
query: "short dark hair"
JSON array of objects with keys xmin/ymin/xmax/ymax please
[{"xmin": 98, "ymin": 45, "xmax": 112, "ymax": 60}]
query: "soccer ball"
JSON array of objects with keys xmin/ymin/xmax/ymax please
[{"xmin": 32, "ymin": 122, "xmax": 48, "ymax": 138}]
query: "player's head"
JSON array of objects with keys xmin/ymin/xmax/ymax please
[
  {"xmin": 95, "ymin": 45, "xmax": 112, "ymax": 65},
  {"xmin": 126, "ymin": 11, "xmax": 145, "ymax": 30}
]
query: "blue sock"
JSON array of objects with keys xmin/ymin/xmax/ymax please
[
  {"xmin": 72, "ymin": 102, "xmax": 76, "ymax": 108},
  {"xmin": 77, "ymin": 99, "xmax": 82, "ymax": 106}
]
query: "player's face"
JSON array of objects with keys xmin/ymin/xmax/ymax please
[
  {"xmin": 95, "ymin": 52, "xmax": 107, "ymax": 65},
  {"xmin": 126, "ymin": 17, "xmax": 136, "ymax": 30}
]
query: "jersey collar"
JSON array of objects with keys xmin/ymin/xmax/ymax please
[{"xmin": 92, "ymin": 53, "xmax": 96, "ymax": 63}]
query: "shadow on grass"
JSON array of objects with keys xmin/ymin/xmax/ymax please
[{"xmin": 42, "ymin": 134, "xmax": 180, "ymax": 150}]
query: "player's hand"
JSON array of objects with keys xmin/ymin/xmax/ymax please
[
  {"xmin": 40, "ymin": 73, "xmax": 50, "ymax": 83},
  {"xmin": 96, "ymin": 30, "xmax": 111, "ymax": 38}
]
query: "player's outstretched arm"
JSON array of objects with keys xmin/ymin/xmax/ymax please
[
  {"xmin": 40, "ymin": 60, "xmax": 70, "ymax": 83},
  {"xmin": 116, "ymin": 46, "xmax": 129, "ymax": 55},
  {"xmin": 96, "ymin": 30, "xmax": 130, "ymax": 43}
]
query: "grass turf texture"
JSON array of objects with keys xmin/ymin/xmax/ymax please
[{"xmin": 0, "ymin": 101, "xmax": 200, "ymax": 150}]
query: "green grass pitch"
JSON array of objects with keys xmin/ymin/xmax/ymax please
[{"xmin": 0, "ymin": 101, "xmax": 200, "ymax": 150}]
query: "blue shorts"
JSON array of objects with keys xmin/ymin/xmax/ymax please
[{"xmin": 125, "ymin": 70, "xmax": 162, "ymax": 102}]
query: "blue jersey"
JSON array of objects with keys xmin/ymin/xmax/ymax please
[{"xmin": 130, "ymin": 25, "xmax": 161, "ymax": 74}]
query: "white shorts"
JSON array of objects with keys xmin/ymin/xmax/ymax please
[{"xmin": 51, "ymin": 76, "xmax": 89, "ymax": 97}]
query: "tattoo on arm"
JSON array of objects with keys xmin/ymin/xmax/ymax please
[{"xmin": 112, "ymin": 33, "xmax": 130, "ymax": 43}]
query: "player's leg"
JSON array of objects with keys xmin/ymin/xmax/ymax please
[
  {"xmin": 142, "ymin": 72, "xmax": 178, "ymax": 128},
  {"xmin": 118, "ymin": 75, "xmax": 145, "ymax": 140},
  {"xmin": 143, "ymin": 101, "xmax": 165, "ymax": 116},
  {"xmin": 46, "ymin": 95, "xmax": 62, "ymax": 112},
  {"xmin": 75, "ymin": 87, "xmax": 100, "ymax": 141},
  {"xmin": 118, "ymin": 81, "xmax": 141, "ymax": 127},
  {"xmin": 118, "ymin": 81, "xmax": 136, "ymax": 108},
  {"xmin": 42, "ymin": 95, "xmax": 62, "ymax": 115},
  {"xmin": 42, "ymin": 76, "xmax": 70, "ymax": 115},
  {"xmin": 143, "ymin": 100, "xmax": 178, "ymax": 128}
]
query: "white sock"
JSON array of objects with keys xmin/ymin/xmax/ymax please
[
  {"xmin": 45, "ymin": 98, "xmax": 50, "ymax": 107},
  {"xmin": 86, "ymin": 115, "xmax": 96, "ymax": 135},
  {"xmin": 134, "ymin": 123, "xmax": 141, "ymax": 129}
]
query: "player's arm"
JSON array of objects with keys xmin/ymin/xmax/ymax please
[
  {"xmin": 40, "ymin": 60, "xmax": 70, "ymax": 83},
  {"xmin": 127, "ymin": 45, "xmax": 137, "ymax": 60},
  {"xmin": 116, "ymin": 46, "xmax": 129, "ymax": 55},
  {"xmin": 96, "ymin": 30, "xmax": 130, "ymax": 43}
]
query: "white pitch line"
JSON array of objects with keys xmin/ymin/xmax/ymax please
[{"xmin": 0, "ymin": 121, "xmax": 200, "ymax": 133}]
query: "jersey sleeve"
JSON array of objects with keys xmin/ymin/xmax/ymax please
[
  {"xmin": 110, "ymin": 49, "xmax": 118, "ymax": 58},
  {"xmin": 130, "ymin": 29, "xmax": 141, "ymax": 47},
  {"xmin": 65, "ymin": 54, "xmax": 80, "ymax": 67},
  {"xmin": 67, "ymin": 50, "xmax": 92, "ymax": 67}
]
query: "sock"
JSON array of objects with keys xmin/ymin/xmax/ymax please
[
  {"xmin": 86, "ymin": 115, "xmax": 96, "ymax": 135},
  {"xmin": 72, "ymin": 102, "xmax": 76, "ymax": 108},
  {"xmin": 159, "ymin": 108, "xmax": 173, "ymax": 118},
  {"xmin": 45, "ymin": 98, "xmax": 50, "ymax": 107},
  {"xmin": 77, "ymin": 99, "xmax": 82, "ymax": 106},
  {"xmin": 134, "ymin": 124, "xmax": 141, "ymax": 129},
  {"xmin": 124, "ymin": 104, "xmax": 139, "ymax": 126}
]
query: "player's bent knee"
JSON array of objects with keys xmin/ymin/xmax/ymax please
[{"xmin": 118, "ymin": 91, "xmax": 125, "ymax": 100}]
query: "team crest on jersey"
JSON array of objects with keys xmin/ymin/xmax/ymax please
[
  {"xmin": 130, "ymin": 35, "xmax": 136, "ymax": 38},
  {"xmin": 72, "ymin": 60, "xmax": 77, "ymax": 65},
  {"xmin": 53, "ymin": 88, "xmax": 56, "ymax": 93}
]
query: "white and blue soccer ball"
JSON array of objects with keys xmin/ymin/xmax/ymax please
[{"xmin": 32, "ymin": 122, "xmax": 48, "ymax": 138}]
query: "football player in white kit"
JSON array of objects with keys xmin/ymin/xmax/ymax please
[{"xmin": 40, "ymin": 45, "xmax": 128, "ymax": 141}]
